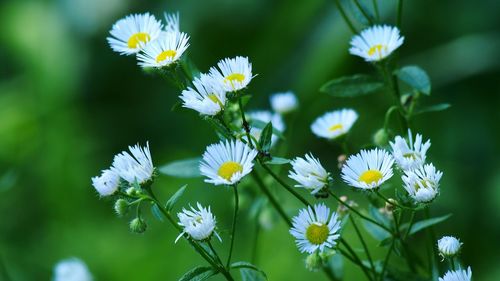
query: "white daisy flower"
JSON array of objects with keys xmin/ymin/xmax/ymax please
[
  {"xmin": 437, "ymin": 236, "xmax": 462, "ymax": 258},
  {"xmin": 402, "ymin": 163, "xmax": 443, "ymax": 203},
  {"xmin": 137, "ymin": 31, "xmax": 190, "ymax": 68},
  {"xmin": 91, "ymin": 169, "xmax": 120, "ymax": 196},
  {"xmin": 180, "ymin": 74, "xmax": 226, "ymax": 116},
  {"xmin": 53, "ymin": 258, "xmax": 93, "ymax": 281},
  {"xmin": 439, "ymin": 267, "xmax": 472, "ymax": 281},
  {"xmin": 311, "ymin": 109, "xmax": 358, "ymax": 140},
  {"xmin": 175, "ymin": 203, "xmax": 221, "ymax": 242},
  {"xmin": 164, "ymin": 12, "xmax": 180, "ymax": 33},
  {"xmin": 209, "ymin": 56, "xmax": 253, "ymax": 92},
  {"xmin": 289, "ymin": 154, "xmax": 330, "ymax": 195},
  {"xmin": 111, "ymin": 142, "xmax": 154, "ymax": 184},
  {"xmin": 200, "ymin": 140, "xmax": 258, "ymax": 185},
  {"xmin": 341, "ymin": 149, "xmax": 394, "ymax": 190},
  {"xmin": 270, "ymin": 91, "xmax": 298, "ymax": 114},
  {"xmin": 107, "ymin": 13, "xmax": 163, "ymax": 55},
  {"xmin": 290, "ymin": 203, "xmax": 341, "ymax": 253},
  {"xmin": 349, "ymin": 25, "xmax": 404, "ymax": 62},
  {"xmin": 390, "ymin": 130, "xmax": 431, "ymax": 171},
  {"xmin": 247, "ymin": 110, "xmax": 285, "ymax": 146}
]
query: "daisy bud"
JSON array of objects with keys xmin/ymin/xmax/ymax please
[
  {"xmin": 337, "ymin": 154, "xmax": 347, "ymax": 169},
  {"xmin": 114, "ymin": 199, "xmax": 129, "ymax": 217},
  {"xmin": 437, "ymin": 236, "xmax": 462, "ymax": 258},
  {"xmin": 305, "ymin": 252, "xmax": 322, "ymax": 272},
  {"xmin": 373, "ymin": 128, "xmax": 389, "ymax": 146},
  {"xmin": 130, "ymin": 217, "xmax": 147, "ymax": 234}
]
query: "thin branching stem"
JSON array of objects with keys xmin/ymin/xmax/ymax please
[
  {"xmin": 260, "ymin": 162, "xmax": 310, "ymax": 206},
  {"xmin": 397, "ymin": 0, "xmax": 404, "ymax": 28},
  {"xmin": 333, "ymin": 0, "xmax": 357, "ymax": 33},
  {"xmin": 251, "ymin": 171, "xmax": 292, "ymax": 227},
  {"xmin": 350, "ymin": 216, "xmax": 377, "ymax": 280},
  {"xmin": 353, "ymin": 0, "xmax": 374, "ymax": 25},
  {"xmin": 372, "ymin": 0, "xmax": 380, "ymax": 20},
  {"xmin": 340, "ymin": 238, "xmax": 374, "ymax": 281},
  {"xmin": 380, "ymin": 239, "xmax": 395, "ymax": 281},
  {"xmin": 226, "ymin": 185, "xmax": 239, "ymax": 268},
  {"xmin": 238, "ymin": 98, "xmax": 254, "ymax": 149}
]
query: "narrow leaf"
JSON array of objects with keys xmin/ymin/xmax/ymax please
[
  {"xmin": 178, "ymin": 266, "xmax": 217, "ymax": 281},
  {"xmin": 159, "ymin": 158, "xmax": 202, "ymax": 178},
  {"xmin": 320, "ymin": 74, "xmax": 384, "ymax": 97},
  {"xmin": 232, "ymin": 262, "xmax": 267, "ymax": 280},
  {"xmin": 151, "ymin": 204, "xmax": 164, "ymax": 222},
  {"xmin": 265, "ymin": 157, "xmax": 291, "ymax": 165},
  {"xmin": 165, "ymin": 185, "xmax": 188, "ymax": 212},
  {"xmin": 414, "ymin": 103, "xmax": 451, "ymax": 115},
  {"xmin": 258, "ymin": 122, "xmax": 273, "ymax": 152},
  {"xmin": 396, "ymin": 66, "xmax": 431, "ymax": 95},
  {"xmin": 409, "ymin": 214, "xmax": 452, "ymax": 235},
  {"xmin": 251, "ymin": 120, "xmax": 285, "ymax": 140}
]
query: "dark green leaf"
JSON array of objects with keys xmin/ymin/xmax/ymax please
[
  {"xmin": 328, "ymin": 251, "xmax": 344, "ymax": 279},
  {"xmin": 363, "ymin": 205, "xmax": 392, "ymax": 241},
  {"xmin": 320, "ymin": 74, "xmax": 384, "ymax": 98},
  {"xmin": 159, "ymin": 158, "xmax": 202, "ymax": 178},
  {"xmin": 150, "ymin": 204, "xmax": 164, "ymax": 222},
  {"xmin": 251, "ymin": 120, "xmax": 285, "ymax": 140},
  {"xmin": 165, "ymin": 185, "xmax": 188, "ymax": 212},
  {"xmin": 378, "ymin": 237, "xmax": 393, "ymax": 247},
  {"xmin": 258, "ymin": 122, "xmax": 273, "ymax": 152},
  {"xmin": 408, "ymin": 214, "xmax": 452, "ymax": 235},
  {"xmin": 178, "ymin": 266, "xmax": 217, "ymax": 281},
  {"xmin": 204, "ymin": 117, "xmax": 232, "ymax": 140},
  {"xmin": 414, "ymin": 103, "xmax": 451, "ymax": 115},
  {"xmin": 396, "ymin": 66, "xmax": 431, "ymax": 95},
  {"xmin": 232, "ymin": 262, "xmax": 267, "ymax": 280},
  {"xmin": 265, "ymin": 157, "xmax": 291, "ymax": 165}
]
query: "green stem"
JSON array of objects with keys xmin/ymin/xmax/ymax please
[
  {"xmin": 226, "ymin": 185, "xmax": 239, "ymax": 268},
  {"xmin": 403, "ymin": 211, "xmax": 416, "ymax": 240},
  {"xmin": 333, "ymin": 0, "xmax": 357, "ymax": 33},
  {"xmin": 260, "ymin": 163, "xmax": 310, "ymax": 206},
  {"xmin": 380, "ymin": 239, "xmax": 395, "ymax": 281},
  {"xmin": 329, "ymin": 190, "xmax": 394, "ymax": 234},
  {"xmin": 372, "ymin": 0, "xmax": 380, "ymax": 20},
  {"xmin": 340, "ymin": 238, "xmax": 374, "ymax": 281},
  {"xmin": 394, "ymin": 211, "xmax": 417, "ymax": 273},
  {"xmin": 251, "ymin": 171, "xmax": 292, "ymax": 227},
  {"xmin": 238, "ymin": 98, "xmax": 254, "ymax": 149},
  {"xmin": 375, "ymin": 190, "xmax": 412, "ymax": 210},
  {"xmin": 425, "ymin": 207, "xmax": 439, "ymax": 279},
  {"xmin": 450, "ymin": 258, "xmax": 456, "ymax": 271},
  {"xmin": 397, "ymin": 0, "xmax": 404, "ymax": 28},
  {"xmin": 353, "ymin": 0, "xmax": 374, "ymax": 25},
  {"xmin": 350, "ymin": 216, "xmax": 377, "ymax": 280},
  {"xmin": 251, "ymin": 218, "xmax": 261, "ymax": 264},
  {"xmin": 208, "ymin": 241, "xmax": 225, "ymax": 268},
  {"xmin": 380, "ymin": 63, "xmax": 409, "ymax": 133}
]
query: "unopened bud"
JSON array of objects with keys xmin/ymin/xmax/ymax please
[
  {"xmin": 337, "ymin": 154, "xmax": 347, "ymax": 169},
  {"xmin": 129, "ymin": 217, "xmax": 147, "ymax": 233},
  {"xmin": 114, "ymin": 199, "xmax": 129, "ymax": 217},
  {"xmin": 373, "ymin": 128, "xmax": 389, "ymax": 147},
  {"xmin": 305, "ymin": 252, "xmax": 322, "ymax": 272}
]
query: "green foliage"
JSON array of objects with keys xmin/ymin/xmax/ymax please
[
  {"xmin": 160, "ymin": 158, "xmax": 202, "ymax": 178},
  {"xmin": 232, "ymin": 262, "xmax": 267, "ymax": 280},
  {"xmin": 258, "ymin": 122, "xmax": 273, "ymax": 152},
  {"xmin": 402, "ymin": 214, "xmax": 452, "ymax": 235},
  {"xmin": 414, "ymin": 103, "xmax": 451, "ymax": 115},
  {"xmin": 264, "ymin": 157, "xmax": 291, "ymax": 165},
  {"xmin": 178, "ymin": 266, "xmax": 217, "ymax": 281},
  {"xmin": 165, "ymin": 185, "xmax": 188, "ymax": 212},
  {"xmin": 320, "ymin": 74, "xmax": 384, "ymax": 97},
  {"xmin": 395, "ymin": 66, "xmax": 432, "ymax": 95}
]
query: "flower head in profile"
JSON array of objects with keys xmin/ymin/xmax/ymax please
[
  {"xmin": 391, "ymin": 130, "xmax": 431, "ymax": 171},
  {"xmin": 247, "ymin": 110, "xmax": 285, "ymax": 147},
  {"xmin": 437, "ymin": 236, "xmax": 462, "ymax": 258},
  {"xmin": 349, "ymin": 25, "xmax": 404, "ymax": 62},
  {"xmin": 176, "ymin": 203, "xmax": 221, "ymax": 242},
  {"xmin": 209, "ymin": 56, "xmax": 253, "ymax": 92},
  {"xmin": 107, "ymin": 13, "xmax": 163, "ymax": 55},
  {"xmin": 402, "ymin": 163, "xmax": 443, "ymax": 203},
  {"xmin": 439, "ymin": 267, "xmax": 472, "ymax": 281},
  {"xmin": 311, "ymin": 109, "xmax": 358, "ymax": 140},
  {"xmin": 112, "ymin": 142, "xmax": 155, "ymax": 185},
  {"xmin": 91, "ymin": 169, "xmax": 120, "ymax": 196},
  {"xmin": 341, "ymin": 149, "xmax": 394, "ymax": 190},
  {"xmin": 200, "ymin": 140, "xmax": 258, "ymax": 185},
  {"xmin": 137, "ymin": 31, "xmax": 190, "ymax": 68},
  {"xmin": 164, "ymin": 12, "xmax": 180, "ymax": 33},
  {"xmin": 289, "ymin": 154, "xmax": 330, "ymax": 195},
  {"xmin": 180, "ymin": 74, "xmax": 226, "ymax": 116},
  {"xmin": 270, "ymin": 91, "xmax": 298, "ymax": 114},
  {"xmin": 290, "ymin": 203, "xmax": 341, "ymax": 253},
  {"xmin": 53, "ymin": 258, "xmax": 93, "ymax": 281}
]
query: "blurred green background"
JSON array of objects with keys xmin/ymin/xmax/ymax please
[{"xmin": 1, "ymin": 0, "xmax": 499, "ymax": 280}]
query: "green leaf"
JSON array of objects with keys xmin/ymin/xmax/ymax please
[
  {"xmin": 178, "ymin": 266, "xmax": 217, "ymax": 281},
  {"xmin": 258, "ymin": 122, "xmax": 273, "ymax": 152},
  {"xmin": 363, "ymin": 205, "xmax": 392, "ymax": 241},
  {"xmin": 159, "ymin": 158, "xmax": 202, "ymax": 178},
  {"xmin": 408, "ymin": 214, "xmax": 452, "ymax": 235},
  {"xmin": 396, "ymin": 66, "xmax": 431, "ymax": 95},
  {"xmin": 320, "ymin": 74, "xmax": 384, "ymax": 98},
  {"xmin": 328, "ymin": 252, "xmax": 344, "ymax": 279},
  {"xmin": 150, "ymin": 204, "xmax": 164, "ymax": 222},
  {"xmin": 204, "ymin": 117, "xmax": 232, "ymax": 140},
  {"xmin": 232, "ymin": 262, "xmax": 267, "ymax": 280},
  {"xmin": 165, "ymin": 185, "xmax": 188, "ymax": 212},
  {"xmin": 265, "ymin": 157, "xmax": 291, "ymax": 165},
  {"xmin": 414, "ymin": 103, "xmax": 451, "ymax": 115},
  {"xmin": 251, "ymin": 120, "xmax": 285, "ymax": 140}
]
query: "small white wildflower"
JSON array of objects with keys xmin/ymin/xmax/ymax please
[
  {"xmin": 91, "ymin": 169, "xmax": 120, "ymax": 196},
  {"xmin": 437, "ymin": 236, "xmax": 462, "ymax": 258},
  {"xmin": 439, "ymin": 267, "xmax": 472, "ymax": 281},
  {"xmin": 176, "ymin": 203, "xmax": 221, "ymax": 242},
  {"xmin": 402, "ymin": 163, "xmax": 443, "ymax": 203},
  {"xmin": 349, "ymin": 25, "xmax": 404, "ymax": 62},
  {"xmin": 311, "ymin": 109, "xmax": 358, "ymax": 140},
  {"xmin": 247, "ymin": 110, "xmax": 285, "ymax": 147},
  {"xmin": 111, "ymin": 142, "xmax": 154, "ymax": 184},
  {"xmin": 180, "ymin": 74, "xmax": 227, "ymax": 116},
  {"xmin": 341, "ymin": 149, "xmax": 394, "ymax": 190},
  {"xmin": 53, "ymin": 258, "xmax": 93, "ymax": 281},
  {"xmin": 209, "ymin": 56, "xmax": 253, "ymax": 92},
  {"xmin": 137, "ymin": 31, "xmax": 190, "ymax": 68},
  {"xmin": 270, "ymin": 91, "xmax": 298, "ymax": 114},
  {"xmin": 390, "ymin": 130, "xmax": 431, "ymax": 171},
  {"xmin": 164, "ymin": 12, "xmax": 180, "ymax": 33},
  {"xmin": 289, "ymin": 153, "xmax": 330, "ymax": 195}
]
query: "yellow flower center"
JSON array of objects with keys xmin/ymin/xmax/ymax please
[
  {"xmin": 367, "ymin": 44, "xmax": 387, "ymax": 57},
  {"xmin": 224, "ymin": 73, "xmax": 245, "ymax": 89},
  {"xmin": 207, "ymin": 94, "xmax": 224, "ymax": 107},
  {"xmin": 329, "ymin": 123, "xmax": 343, "ymax": 132},
  {"xmin": 128, "ymin": 32, "xmax": 150, "ymax": 49},
  {"xmin": 306, "ymin": 223, "xmax": 329, "ymax": 245},
  {"xmin": 156, "ymin": 50, "xmax": 177, "ymax": 63},
  {"xmin": 359, "ymin": 170, "xmax": 383, "ymax": 184},
  {"xmin": 218, "ymin": 161, "xmax": 243, "ymax": 181}
]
